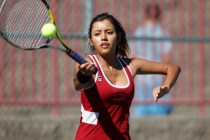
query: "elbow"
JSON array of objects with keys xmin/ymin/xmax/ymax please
[
  {"xmin": 176, "ymin": 64, "xmax": 181, "ymax": 73},
  {"xmin": 173, "ymin": 64, "xmax": 181, "ymax": 74}
]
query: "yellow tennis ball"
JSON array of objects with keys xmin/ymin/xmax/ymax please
[{"xmin": 41, "ymin": 23, "xmax": 56, "ymax": 38}]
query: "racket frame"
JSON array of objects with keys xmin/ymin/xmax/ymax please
[{"xmin": 0, "ymin": 0, "xmax": 96, "ymax": 67}]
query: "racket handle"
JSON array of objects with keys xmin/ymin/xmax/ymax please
[{"xmin": 68, "ymin": 50, "xmax": 98, "ymax": 74}]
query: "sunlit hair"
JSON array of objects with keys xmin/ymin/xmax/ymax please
[{"xmin": 88, "ymin": 12, "xmax": 130, "ymax": 58}]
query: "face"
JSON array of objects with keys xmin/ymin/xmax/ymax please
[{"xmin": 89, "ymin": 19, "xmax": 117, "ymax": 57}]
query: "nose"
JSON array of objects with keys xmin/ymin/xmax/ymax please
[{"xmin": 101, "ymin": 32, "xmax": 107, "ymax": 40}]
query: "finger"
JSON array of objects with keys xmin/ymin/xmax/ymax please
[
  {"xmin": 155, "ymin": 98, "xmax": 158, "ymax": 102},
  {"xmin": 155, "ymin": 87, "xmax": 164, "ymax": 102},
  {"xmin": 153, "ymin": 88, "xmax": 159, "ymax": 102},
  {"xmin": 154, "ymin": 92, "xmax": 158, "ymax": 102},
  {"xmin": 85, "ymin": 63, "xmax": 93, "ymax": 70},
  {"xmin": 89, "ymin": 65, "xmax": 97, "ymax": 73},
  {"xmin": 78, "ymin": 63, "xmax": 89, "ymax": 70}
]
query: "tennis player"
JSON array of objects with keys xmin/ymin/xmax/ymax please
[{"xmin": 73, "ymin": 13, "xmax": 181, "ymax": 140}]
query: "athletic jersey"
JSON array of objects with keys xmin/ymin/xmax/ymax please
[{"xmin": 75, "ymin": 55, "xmax": 135, "ymax": 140}]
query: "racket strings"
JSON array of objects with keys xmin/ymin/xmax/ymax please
[
  {"xmin": 1, "ymin": 0, "xmax": 50, "ymax": 49},
  {"xmin": 6, "ymin": 1, "xmax": 37, "ymax": 48}
]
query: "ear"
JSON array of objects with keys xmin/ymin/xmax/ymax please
[{"xmin": 88, "ymin": 38, "xmax": 93, "ymax": 46}]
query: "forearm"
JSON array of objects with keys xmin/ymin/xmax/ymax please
[
  {"xmin": 163, "ymin": 64, "xmax": 181, "ymax": 90},
  {"xmin": 73, "ymin": 61, "xmax": 96, "ymax": 90},
  {"xmin": 73, "ymin": 71, "xmax": 93, "ymax": 90}
]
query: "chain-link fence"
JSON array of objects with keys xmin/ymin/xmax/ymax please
[
  {"xmin": 0, "ymin": 0, "xmax": 210, "ymax": 116},
  {"xmin": 1, "ymin": 1, "xmax": 210, "ymax": 140}
]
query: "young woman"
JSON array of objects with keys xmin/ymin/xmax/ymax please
[{"xmin": 73, "ymin": 13, "xmax": 181, "ymax": 140}]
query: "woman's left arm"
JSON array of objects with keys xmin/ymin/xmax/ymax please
[{"xmin": 130, "ymin": 58, "xmax": 181, "ymax": 102}]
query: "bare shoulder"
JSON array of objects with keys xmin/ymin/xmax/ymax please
[
  {"xmin": 119, "ymin": 57, "xmax": 132, "ymax": 64},
  {"xmin": 119, "ymin": 57, "xmax": 145, "ymax": 76}
]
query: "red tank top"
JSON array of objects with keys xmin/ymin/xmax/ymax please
[{"xmin": 75, "ymin": 55, "xmax": 134, "ymax": 140}]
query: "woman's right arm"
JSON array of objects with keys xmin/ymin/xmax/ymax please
[{"xmin": 73, "ymin": 57, "xmax": 96, "ymax": 90}]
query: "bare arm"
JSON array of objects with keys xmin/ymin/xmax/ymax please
[
  {"xmin": 130, "ymin": 58, "xmax": 181, "ymax": 101},
  {"xmin": 73, "ymin": 56, "xmax": 96, "ymax": 90},
  {"xmin": 152, "ymin": 63, "xmax": 181, "ymax": 102}
]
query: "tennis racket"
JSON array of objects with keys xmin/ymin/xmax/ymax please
[{"xmin": 0, "ymin": 0, "xmax": 97, "ymax": 73}]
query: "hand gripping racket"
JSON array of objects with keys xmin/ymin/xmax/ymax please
[{"xmin": 0, "ymin": 0, "xmax": 97, "ymax": 73}]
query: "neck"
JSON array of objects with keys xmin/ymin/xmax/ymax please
[{"xmin": 95, "ymin": 54, "xmax": 120, "ymax": 70}]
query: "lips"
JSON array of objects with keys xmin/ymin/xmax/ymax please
[{"xmin": 100, "ymin": 43, "xmax": 110, "ymax": 48}]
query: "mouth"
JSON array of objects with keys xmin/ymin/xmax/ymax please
[{"xmin": 100, "ymin": 43, "xmax": 110, "ymax": 48}]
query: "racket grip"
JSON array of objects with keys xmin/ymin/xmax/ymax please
[{"xmin": 68, "ymin": 50, "xmax": 98, "ymax": 74}]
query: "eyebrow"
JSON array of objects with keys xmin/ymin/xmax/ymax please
[{"xmin": 92, "ymin": 29, "xmax": 114, "ymax": 32}]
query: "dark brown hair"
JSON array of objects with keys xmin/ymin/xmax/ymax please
[{"xmin": 88, "ymin": 13, "xmax": 130, "ymax": 58}]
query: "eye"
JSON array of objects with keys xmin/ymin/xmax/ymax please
[
  {"xmin": 94, "ymin": 32, "xmax": 100, "ymax": 36},
  {"xmin": 107, "ymin": 31, "xmax": 114, "ymax": 35}
]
